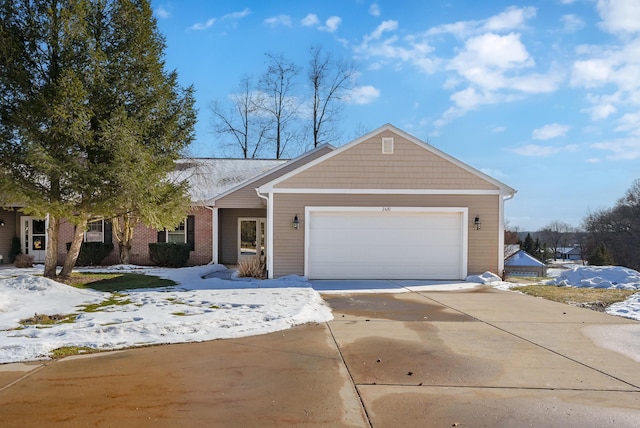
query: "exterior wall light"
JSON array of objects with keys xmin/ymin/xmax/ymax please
[
  {"xmin": 0, "ymin": 219, "xmax": 4, "ymax": 227},
  {"xmin": 474, "ymin": 216, "xmax": 481, "ymax": 230},
  {"xmin": 293, "ymin": 214, "xmax": 299, "ymax": 230}
]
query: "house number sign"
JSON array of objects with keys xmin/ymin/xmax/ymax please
[{"xmin": 382, "ymin": 207, "xmax": 391, "ymax": 211}]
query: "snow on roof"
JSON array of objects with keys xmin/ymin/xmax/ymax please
[
  {"xmin": 504, "ymin": 250, "xmax": 545, "ymax": 267},
  {"xmin": 171, "ymin": 158, "xmax": 287, "ymax": 203}
]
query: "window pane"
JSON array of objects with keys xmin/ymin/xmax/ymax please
[
  {"xmin": 86, "ymin": 220, "xmax": 103, "ymax": 242},
  {"xmin": 240, "ymin": 220, "xmax": 257, "ymax": 256},
  {"xmin": 168, "ymin": 221, "xmax": 186, "ymax": 243}
]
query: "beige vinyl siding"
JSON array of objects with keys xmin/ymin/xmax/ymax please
[
  {"xmin": 271, "ymin": 193, "xmax": 499, "ymax": 277},
  {"xmin": 215, "ymin": 146, "xmax": 333, "ymax": 209},
  {"xmin": 274, "ymin": 132, "xmax": 499, "ymax": 191},
  {"xmin": 218, "ymin": 208, "xmax": 266, "ymax": 265}
]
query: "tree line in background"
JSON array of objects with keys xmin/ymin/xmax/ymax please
[
  {"xmin": 505, "ymin": 179, "xmax": 640, "ymax": 271},
  {"xmin": 0, "ymin": 0, "xmax": 195, "ymax": 279},
  {"xmin": 210, "ymin": 46, "xmax": 358, "ymax": 159}
]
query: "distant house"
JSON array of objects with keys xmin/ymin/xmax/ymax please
[
  {"xmin": 504, "ymin": 250, "xmax": 546, "ymax": 277},
  {"xmin": 0, "ymin": 124, "xmax": 517, "ymax": 279},
  {"xmin": 555, "ymin": 246, "xmax": 582, "ymax": 261}
]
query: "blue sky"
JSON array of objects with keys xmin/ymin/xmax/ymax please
[{"xmin": 151, "ymin": 0, "xmax": 639, "ymax": 232}]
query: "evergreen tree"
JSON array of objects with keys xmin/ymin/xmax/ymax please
[
  {"xmin": 521, "ymin": 233, "xmax": 535, "ymax": 255},
  {"xmin": 587, "ymin": 243, "xmax": 614, "ymax": 266},
  {"xmin": 0, "ymin": 0, "xmax": 195, "ymax": 277}
]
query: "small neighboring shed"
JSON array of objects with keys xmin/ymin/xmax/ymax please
[{"xmin": 504, "ymin": 250, "xmax": 546, "ymax": 277}]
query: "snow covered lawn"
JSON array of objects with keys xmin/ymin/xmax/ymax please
[
  {"xmin": 481, "ymin": 265, "xmax": 640, "ymax": 321},
  {"xmin": 0, "ymin": 265, "xmax": 332, "ymax": 364},
  {"xmin": 2, "ymin": 263, "xmax": 638, "ymax": 365}
]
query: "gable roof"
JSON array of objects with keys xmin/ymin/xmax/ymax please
[
  {"xmin": 172, "ymin": 158, "xmax": 286, "ymax": 204},
  {"xmin": 504, "ymin": 250, "xmax": 545, "ymax": 267},
  {"xmin": 207, "ymin": 143, "xmax": 335, "ymax": 206},
  {"xmin": 258, "ymin": 123, "xmax": 517, "ymax": 195}
]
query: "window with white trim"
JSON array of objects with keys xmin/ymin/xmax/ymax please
[
  {"xmin": 167, "ymin": 220, "xmax": 186, "ymax": 243},
  {"xmin": 85, "ymin": 220, "xmax": 104, "ymax": 243}
]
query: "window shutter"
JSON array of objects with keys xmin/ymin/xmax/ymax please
[
  {"xmin": 104, "ymin": 220, "xmax": 113, "ymax": 244},
  {"xmin": 187, "ymin": 215, "xmax": 195, "ymax": 251},
  {"xmin": 157, "ymin": 230, "xmax": 166, "ymax": 243}
]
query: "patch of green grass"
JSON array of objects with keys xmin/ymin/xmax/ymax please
[
  {"xmin": 20, "ymin": 313, "xmax": 77, "ymax": 326},
  {"xmin": 172, "ymin": 311, "xmax": 187, "ymax": 316},
  {"xmin": 64, "ymin": 272, "xmax": 175, "ymax": 292},
  {"xmin": 50, "ymin": 346, "xmax": 98, "ymax": 359},
  {"xmin": 511, "ymin": 284, "xmax": 636, "ymax": 310},
  {"xmin": 80, "ymin": 293, "xmax": 132, "ymax": 312}
]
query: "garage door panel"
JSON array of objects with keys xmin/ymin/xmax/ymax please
[{"xmin": 307, "ymin": 210, "xmax": 465, "ymax": 280}]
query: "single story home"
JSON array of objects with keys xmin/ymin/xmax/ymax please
[
  {"xmin": 0, "ymin": 124, "xmax": 516, "ymax": 279},
  {"xmin": 504, "ymin": 250, "xmax": 546, "ymax": 277},
  {"xmin": 555, "ymin": 246, "xmax": 583, "ymax": 261}
]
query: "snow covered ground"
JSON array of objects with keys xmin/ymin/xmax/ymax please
[
  {"xmin": 1, "ymin": 263, "xmax": 638, "ymax": 365},
  {"xmin": 0, "ymin": 265, "xmax": 332, "ymax": 364},
  {"xmin": 478, "ymin": 264, "xmax": 640, "ymax": 322}
]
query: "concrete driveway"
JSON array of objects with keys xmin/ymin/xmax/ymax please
[{"xmin": 1, "ymin": 286, "xmax": 639, "ymax": 427}]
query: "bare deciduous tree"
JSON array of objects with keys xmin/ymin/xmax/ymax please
[
  {"xmin": 539, "ymin": 220, "xmax": 575, "ymax": 260},
  {"xmin": 258, "ymin": 52, "xmax": 300, "ymax": 159},
  {"xmin": 583, "ymin": 179, "xmax": 640, "ymax": 270},
  {"xmin": 308, "ymin": 45, "xmax": 357, "ymax": 147},
  {"xmin": 210, "ymin": 76, "xmax": 267, "ymax": 158}
]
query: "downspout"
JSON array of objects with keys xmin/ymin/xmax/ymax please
[
  {"xmin": 499, "ymin": 190, "xmax": 517, "ymax": 276},
  {"xmin": 255, "ymin": 188, "xmax": 272, "ymax": 278}
]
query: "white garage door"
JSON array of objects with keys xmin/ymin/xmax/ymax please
[{"xmin": 306, "ymin": 208, "xmax": 466, "ymax": 280}]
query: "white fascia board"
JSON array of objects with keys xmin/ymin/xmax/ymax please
[
  {"xmin": 259, "ymin": 123, "xmax": 516, "ymax": 196},
  {"xmin": 269, "ymin": 188, "xmax": 505, "ymax": 195}
]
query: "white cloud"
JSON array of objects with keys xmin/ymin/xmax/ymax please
[
  {"xmin": 615, "ymin": 111, "xmax": 640, "ymax": 135},
  {"xmin": 452, "ymin": 33, "xmax": 533, "ymax": 72},
  {"xmin": 345, "ymin": 86, "xmax": 380, "ymax": 104},
  {"xmin": 191, "ymin": 18, "xmax": 216, "ymax": 31},
  {"xmin": 583, "ymin": 92, "xmax": 621, "ymax": 120},
  {"xmin": 532, "ymin": 123, "xmax": 571, "ymax": 140},
  {"xmin": 427, "ymin": 6, "xmax": 536, "ymax": 38},
  {"xmin": 355, "ymin": 21, "xmax": 437, "ymax": 74},
  {"xmin": 597, "ymin": 0, "xmax": 640, "ymax": 35},
  {"xmin": 265, "ymin": 15, "xmax": 292, "ymax": 27},
  {"xmin": 155, "ymin": 5, "xmax": 170, "ymax": 19},
  {"xmin": 224, "ymin": 8, "xmax": 251, "ymax": 20},
  {"xmin": 591, "ymin": 137, "xmax": 640, "ymax": 159},
  {"xmin": 301, "ymin": 13, "xmax": 319, "ymax": 27},
  {"xmin": 561, "ymin": 14, "xmax": 585, "ymax": 32},
  {"xmin": 369, "ymin": 3, "xmax": 381, "ymax": 17},
  {"xmin": 571, "ymin": 58, "xmax": 613, "ymax": 87},
  {"xmin": 509, "ymin": 144, "xmax": 577, "ymax": 156},
  {"xmin": 492, "ymin": 126, "xmax": 507, "ymax": 133},
  {"xmin": 320, "ymin": 16, "xmax": 342, "ymax": 33},
  {"xmin": 483, "ymin": 6, "xmax": 536, "ymax": 32},
  {"xmin": 367, "ymin": 20, "xmax": 398, "ymax": 41}
]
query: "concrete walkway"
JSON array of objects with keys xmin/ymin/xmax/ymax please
[{"xmin": 1, "ymin": 287, "xmax": 639, "ymax": 427}]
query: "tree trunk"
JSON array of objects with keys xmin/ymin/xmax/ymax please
[
  {"xmin": 113, "ymin": 214, "xmax": 135, "ymax": 265},
  {"xmin": 44, "ymin": 215, "xmax": 59, "ymax": 278},
  {"xmin": 59, "ymin": 218, "xmax": 87, "ymax": 279}
]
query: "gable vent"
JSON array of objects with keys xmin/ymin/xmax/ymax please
[{"xmin": 382, "ymin": 137, "xmax": 394, "ymax": 154}]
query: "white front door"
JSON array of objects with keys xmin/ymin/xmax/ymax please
[
  {"xmin": 21, "ymin": 216, "xmax": 47, "ymax": 263},
  {"xmin": 238, "ymin": 218, "xmax": 266, "ymax": 262}
]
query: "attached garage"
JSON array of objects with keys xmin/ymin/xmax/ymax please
[
  {"xmin": 258, "ymin": 124, "xmax": 517, "ymax": 279},
  {"xmin": 306, "ymin": 207, "xmax": 467, "ymax": 279}
]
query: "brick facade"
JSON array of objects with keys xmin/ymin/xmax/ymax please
[{"xmin": 57, "ymin": 206, "xmax": 213, "ymax": 266}]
